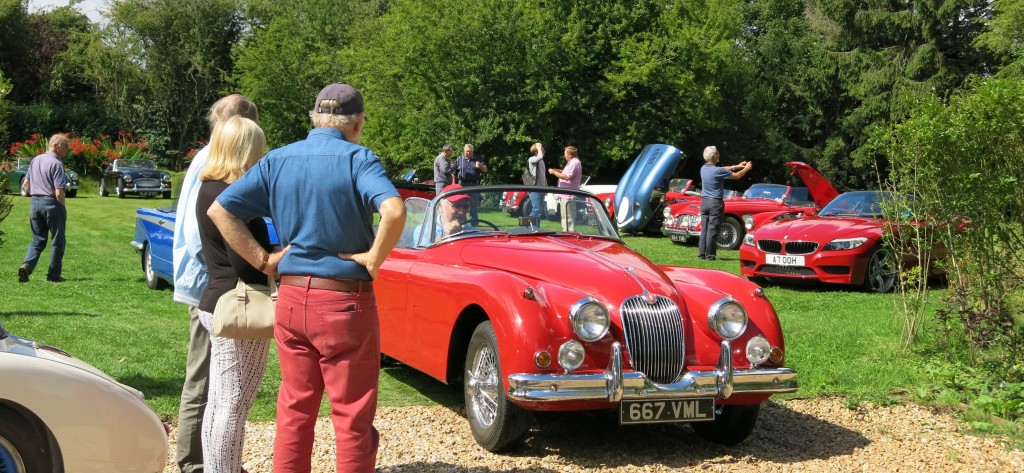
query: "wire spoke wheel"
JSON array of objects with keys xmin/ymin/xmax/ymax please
[{"xmin": 463, "ymin": 322, "xmax": 529, "ymax": 452}]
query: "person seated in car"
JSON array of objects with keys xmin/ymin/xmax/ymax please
[{"xmin": 413, "ymin": 184, "xmax": 476, "ymax": 243}]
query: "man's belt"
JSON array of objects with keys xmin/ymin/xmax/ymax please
[{"xmin": 279, "ymin": 275, "xmax": 372, "ymax": 293}]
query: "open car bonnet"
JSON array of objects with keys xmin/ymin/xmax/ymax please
[
  {"xmin": 614, "ymin": 144, "xmax": 683, "ymax": 232},
  {"xmin": 785, "ymin": 162, "xmax": 839, "ymax": 208}
]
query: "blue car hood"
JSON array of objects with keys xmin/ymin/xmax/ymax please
[{"xmin": 614, "ymin": 144, "xmax": 682, "ymax": 232}]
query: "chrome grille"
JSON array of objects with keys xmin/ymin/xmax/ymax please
[
  {"xmin": 134, "ymin": 178, "xmax": 161, "ymax": 189},
  {"xmin": 620, "ymin": 295, "xmax": 685, "ymax": 385},
  {"xmin": 785, "ymin": 241, "xmax": 818, "ymax": 254},
  {"xmin": 758, "ymin": 239, "xmax": 782, "ymax": 253}
]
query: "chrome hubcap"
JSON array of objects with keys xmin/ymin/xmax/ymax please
[
  {"xmin": 466, "ymin": 345, "xmax": 500, "ymax": 427},
  {"xmin": 717, "ymin": 223, "xmax": 738, "ymax": 248}
]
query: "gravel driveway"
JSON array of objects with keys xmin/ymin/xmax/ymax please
[{"xmin": 163, "ymin": 398, "xmax": 1023, "ymax": 472}]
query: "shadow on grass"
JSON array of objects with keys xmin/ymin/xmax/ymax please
[
  {"xmin": 381, "ymin": 359, "xmax": 461, "ymax": 407},
  {"xmin": 118, "ymin": 372, "xmax": 185, "ymax": 400},
  {"xmin": 0, "ymin": 311, "xmax": 100, "ymax": 317}
]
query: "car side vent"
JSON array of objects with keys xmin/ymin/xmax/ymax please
[{"xmin": 620, "ymin": 295, "xmax": 685, "ymax": 385}]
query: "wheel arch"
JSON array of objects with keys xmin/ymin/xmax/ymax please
[
  {"xmin": 445, "ymin": 306, "xmax": 489, "ymax": 385},
  {"xmin": 0, "ymin": 401, "xmax": 65, "ymax": 472}
]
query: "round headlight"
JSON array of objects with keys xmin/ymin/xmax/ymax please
[
  {"xmin": 569, "ymin": 297, "xmax": 610, "ymax": 342},
  {"xmin": 558, "ymin": 340, "xmax": 585, "ymax": 371},
  {"xmin": 707, "ymin": 298, "xmax": 748, "ymax": 340},
  {"xmin": 162, "ymin": 173, "xmax": 172, "ymax": 183},
  {"xmin": 123, "ymin": 174, "xmax": 133, "ymax": 182},
  {"xmin": 745, "ymin": 335, "xmax": 771, "ymax": 366},
  {"xmin": 663, "ymin": 206, "xmax": 672, "ymax": 219}
]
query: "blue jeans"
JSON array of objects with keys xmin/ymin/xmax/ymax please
[
  {"xmin": 528, "ymin": 192, "xmax": 544, "ymax": 218},
  {"xmin": 23, "ymin": 196, "xmax": 66, "ymax": 280}
]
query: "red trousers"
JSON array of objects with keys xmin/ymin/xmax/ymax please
[{"xmin": 273, "ymin": 283, "xmax": 380, "ymax": 473}]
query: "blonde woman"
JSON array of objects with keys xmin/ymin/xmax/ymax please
[{"xmin": 195, "ymin": 116, "xmax": 270, "ymax": 472}]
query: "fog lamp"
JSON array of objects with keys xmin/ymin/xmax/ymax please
[
  {"xmin": 557, "ymin": 340, "xmax": 585, "ymax": 371},
  {"xmin": 746, "ymin": 335, "xmax": 771, "ymax": 366}
]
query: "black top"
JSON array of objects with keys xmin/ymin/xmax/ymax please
[{"xmin": 196, "ymin": 180, "xmax": 272, "ymax": 313}]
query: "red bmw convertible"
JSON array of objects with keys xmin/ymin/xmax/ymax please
[
  {"xmin": 738, "ymin": 190, "xmax": 945, "ymax": 292},
  {"xmin": 378, "ymin": 185, "xmax": 798, "ymax": 451}
]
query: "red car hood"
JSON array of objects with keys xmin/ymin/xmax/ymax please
[
  {"xmin": 786, "ymin": 161, "xmax": 839, "ymax": 208},
  {"xmin": 754, "ymin": 216, "xmax": 883, "ymax": 242},
  {"xmin": 458, "ymin": 237, "xmax": 679, "ymax": 298}
]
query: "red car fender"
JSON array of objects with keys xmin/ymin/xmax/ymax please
[
  {"xmin": 658, "ymin": 266, "xmax": 787, "ymax": 369},
  {"xmin": 384, "ymin": 260, "xmax": 564, "ymax": 386}
]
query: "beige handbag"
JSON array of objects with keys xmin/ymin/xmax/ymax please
[{"xmin": 213, "ymin": 277, "xmax": 277, "ymax": 339}]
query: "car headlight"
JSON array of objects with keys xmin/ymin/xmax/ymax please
[
  {"xmin": 161, "ymin": 173, "xmax": 172, "ymax": 183},
  {"xmin": 707, "ymin": 298, "xmax": 748, "ymax": 340},
  {"xmin": 743, "ymin": 214, "xmax": 754, "ymax": 230},
  {"xmin": 743, "ymin": 233, "xmax": 754, "ymax": 246},
  {"xmin": 558, "ymin": 340, "xmax": 585, "ymax": 371},
  {"xmin": 569, "ymin": 297, "xmax": 610, "ymax": 342},
  {"xmin": 823, "ymin": 237, "xmax": 868, "ymax": 251},
  {"xmin": 746, "ymin": 335, "xmax": 771, "ymax": 366},
  {"xmin": 663, "ymin": 206, "xmax": 672, "ymax": 219},
  {"xmin": 123, "ymin": 174, "xmax": 133, "ymax": 182}
]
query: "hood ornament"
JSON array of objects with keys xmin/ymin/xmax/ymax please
[{"xmin": 642, "ymin": 291, "xmax": 658, "ymax": 305}]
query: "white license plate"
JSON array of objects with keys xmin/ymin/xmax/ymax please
[
  {"xmin": 619, "ymin": 398, "xmax": 715, "ymax": 424},
  {"xmin": 766, "ymin": 254, "xmax": 805, "ymax": 266}
]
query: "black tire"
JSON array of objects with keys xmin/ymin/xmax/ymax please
[
  {"xmin": 0, "ymin": 405, "xmax": 56, "ymax": 473},
  {"xmin": 143, "ymin": 244, "xmax": 167, "ymax": 290},
  {"xmin": 692, "ymin": 403, "xmax": 760, "ymax": 445},
  {"xmin": 863, "ymin": 247, "xmax": 897, "ymax": 293},
  {"xmin": 464, "ymin": 321, "xmax": 530, "ymax": 452},
  {"xmin": 518, "ymin": 197, "xmax": 533, "ymax": 217},
  {"xmin": 715, "ymin": 216, "xmax": 744, "ymax": 250},
  {"xmin": 116, "ymin": 178, "xmax": 126, "ymax": 199},
  {"xmin": 162, "ymin": 191, "xmax": 171, "ymax": 199},
  {"xmin": 66, "ymin": 189, "xmax": 77, "ymax": 198},
  {"xmin": 99, "ymin": 179, "xmax": 109, "ymax": 197}
]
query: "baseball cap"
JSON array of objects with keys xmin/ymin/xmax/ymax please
[
  {"xmin": 313, "ymin": 83, "xmax": 364, "ymax": 115},
  {"xmin": 441, "ymin": 184, "xmax": 470, "ymax": 204}
]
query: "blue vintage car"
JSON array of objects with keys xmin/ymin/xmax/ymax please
[
  {"xmin": 130, "ymin": 206, "xmax": 278, "ymax": 289},
  {"xmin": 614, "ymin": 144, "xmax": 683, "ymax": 233}
]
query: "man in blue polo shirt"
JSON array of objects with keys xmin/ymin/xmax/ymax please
[
  {"xmin": 698, "ymin": 145, "xmax": 751, "ymax": 260},
  {"xmin": 208, "ymin": 83, "xmax": 405, "ymax": 473},
  {"xmin": 19, "ymin": 134, "xmax": 70, "ymax": 283}
]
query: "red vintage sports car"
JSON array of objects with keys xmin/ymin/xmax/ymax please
[
  {"xmin": 379, "ymin": 185, "xmax": 798, "ymax": 451},
  {"xmin": 661, "ymin": 162, "xmax": 838, "ymax": 250},
  {"xmin": 738, "ymin": 190, "xmax": 943, "ymax": 292}
]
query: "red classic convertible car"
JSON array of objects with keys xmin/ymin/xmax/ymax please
[
  {"xmin": 379, "ymin": 185, "xmax": 797, "ymax": 451},
  {"xmin": 738, "ymin": 190, "xmax": 942, "ymax": 292},
  {"xmin": 661, "ymin": 162, "xmax": 838, "ymax": 250}
]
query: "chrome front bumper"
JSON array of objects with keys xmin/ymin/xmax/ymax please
[
  {"xmin": 507, "ymin": 341, "xmax": 797, "ymax": 402},
  {"xmin": 660, "ymin": 226, "xmax": 699, "ymax": 240}
]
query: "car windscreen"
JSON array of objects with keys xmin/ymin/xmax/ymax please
[
  {"xmin": 401, "ymin": 187, "xmax": 619, "ymax": 248},
  {"xmin": 742, "ymin": 184, "xmax": 788, "ymax": 200},
  {"xmin": 818, "ymin": 191, "xmax": 886, "ymax": 218}
]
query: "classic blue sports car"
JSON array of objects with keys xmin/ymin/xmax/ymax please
[{"xmin": 131, "ymin": 206, "xmax": 278, "ymax": 289}]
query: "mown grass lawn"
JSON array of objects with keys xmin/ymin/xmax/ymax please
[{"xmin": 0, "ymin": 189, "xmax": 939, "ymax": 423}]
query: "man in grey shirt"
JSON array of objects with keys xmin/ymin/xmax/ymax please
[
  {"xmin": 19, "ymin": 134, "xmax": 70, "ymax": 283},
  {"xmin": 698, "ymin": 145, "xmax": 751, "ymax": 260},
  {"xmin": 433, "ymin": 144, "xmax": 454, "ymax": 194}
]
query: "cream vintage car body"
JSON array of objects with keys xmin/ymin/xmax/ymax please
[{"xmin": 0, "ymin": 323, "xmax": 167, "ymax": 472}]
